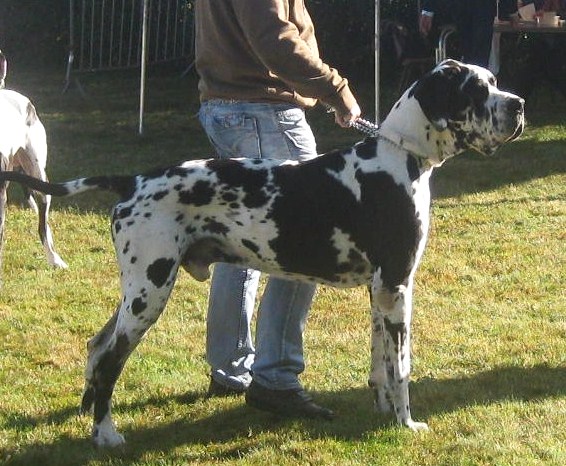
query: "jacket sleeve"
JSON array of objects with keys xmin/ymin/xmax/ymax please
[{"xmin": 231, "ymin": 0, "xmax": 356, "ymax": 115}]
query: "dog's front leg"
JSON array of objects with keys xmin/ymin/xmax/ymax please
[
  {"xmin": 373, "ymin": 278, "xmax": 428, "ymax": 432},
  {"xmin": 368, "ymin": 279, "xmax": 393, "ymax": 414}
]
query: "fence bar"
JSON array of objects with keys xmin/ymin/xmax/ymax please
[
  {"xmin": 139, "ymin": 0, "xmax": 149, "ymax": 135},
  {"xmin": 108, "ymin": 0, "xmax": 116, "ymax": 67},
  {"xmin": 375, "ymin": 0, "xmax": 380, "ymax": 124},
  {"xmin": 127, "ymin": 0, "xmax": 135, "ymax": 66},
  {"xmin": 99, "ymin": 0, "xmax": 106, "ymax": 69}
]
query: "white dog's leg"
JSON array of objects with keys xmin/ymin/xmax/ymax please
[
  {"xmin": 37, "ymin": 194, "xmax": 68, "ymax": 268},
  {"xmin": 15, "ymin": 116, "xmax": 68, "ymax": 269}
]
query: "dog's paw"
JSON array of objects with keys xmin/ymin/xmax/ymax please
[
  {"xmin": 93, "ymin": 430, "xmax": 126, "ymax": 448},
  {"xmin": 49, "ymin": 254, "xmax": 68, "ymax": 269},
  {"xmin": 404, "ymin": 419, "xmax": 429, "ymax": 432},
  {"xmin": 92, "ymin": 421, "xmax": 126, "ymax": 448}
]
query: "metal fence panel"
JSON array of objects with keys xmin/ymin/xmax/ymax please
[{"xmin": 65, "ymin": 0, "xmax": 193, "ymax": 87}]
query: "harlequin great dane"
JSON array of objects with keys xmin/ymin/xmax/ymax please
[
  {"xmin": 0, "ymin": 50, "xmax": 67, "ymax": 271},
  {"xmin": 0, "ymin": 60, "xmax": 524, "ymax": 447}
]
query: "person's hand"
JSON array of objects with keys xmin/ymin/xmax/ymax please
[
  {"xmin": 335, "ymin": 103, "xmax": 361, "ymax": 128},
  {"xmin": 419, "ymin": 14, "xmax": 433, "ymax": 36}
]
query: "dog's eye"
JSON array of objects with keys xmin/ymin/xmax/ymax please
[
  {"xmin": 464, "ymin": 78, "xmax": 489, "ymax": 103},
  {"xmin": 488, "ymin": 76, "xmax": 497, "ymax": 87},
  {"xmin": 473, "ymin": 85, "xmax": 488, "ymax": 102}
]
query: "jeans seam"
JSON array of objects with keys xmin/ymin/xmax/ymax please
[
  {"xmin": 270, "ymin": 110, "xmax": 294, "ymax": 160},
  {"xmin": 275, "ymin": 109, "xmax": 316, "ymax": 160},
  {"xmin": 237, "ymin": 269, "xmax": 255, "ymax": 350},
  {"xmin": 275, "ymin": 282, "xmax": 299, "ymax": 386}
]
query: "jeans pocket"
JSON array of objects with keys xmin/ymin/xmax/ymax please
[
  {"xmin": 207, "ymin": 112, "xmax": 261, "ymax": 159},
  {"xmin": 275, "ymin": 108, "xmax": 317, "ymax": 160}
]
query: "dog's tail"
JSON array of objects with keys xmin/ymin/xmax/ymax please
[{"xmin": 0, "ymin": 171, "xmax": 135, "ymax": 199}]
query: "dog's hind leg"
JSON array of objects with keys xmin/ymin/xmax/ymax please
[
  {"xmin": 13, "ymin": 167, "xmax": 38, "ymax": 212},
  {"xmin": 82, "ymin": 224, "xmax": 184, "ymax": 447},
  {"xmin": 80, "ymin": 307, "xmax": 120, "ymax": 416},
  {"xmin": 369, "ymin": 272, "xmax": 428, "ymax": 431},
  {"xmin": 81, "ymin": 315, "xmax": 131, "ymax": 448},
  {"xmin": 81, "ymin": 281, "xmax": 180, "ymax": 447},
  {"xmin": 35, "ymin": 191, "xmax": 68, "ymax": 268},
  {"xmin": 15, "ymin": 121, "xmax": 67, "ymax": 269}
]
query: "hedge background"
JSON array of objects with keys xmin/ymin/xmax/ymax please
[{"xmin": 0, "ymin": 0, "xmax": 421, "ymax": 76}]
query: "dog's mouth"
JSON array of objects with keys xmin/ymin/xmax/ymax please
[
  {"xmin": 507, "ymin": 112, "xmax": 525, "ymax": 142},
  {"xmin": 504, "ymin": 97, "xmax": 525, "ymax": 143},
  {"xmin": 472, "ymin": 107, "xmax": 524, "ymax": 157}
]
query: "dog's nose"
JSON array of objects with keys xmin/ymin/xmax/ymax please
[{"xmin": 509, "ymin": 98, "xmax": 525, "ymax": 115}]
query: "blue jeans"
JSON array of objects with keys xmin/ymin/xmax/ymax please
[{"xmin": 198, "ymin": 100, "xmax": 318, "ymax": 391}]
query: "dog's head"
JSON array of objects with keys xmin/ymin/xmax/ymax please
[{"xmin": 409, "ymin": 59, "xmax": 524, "ymax": 155}]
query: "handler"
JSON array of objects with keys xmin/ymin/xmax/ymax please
[{"xmin": 195, "ymin": 0, "xmax": 360, "ymax": 418}]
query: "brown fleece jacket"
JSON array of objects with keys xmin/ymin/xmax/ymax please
[{"xmin": 195, "ymin": 0, "xmax": 357, "ymax": 115}]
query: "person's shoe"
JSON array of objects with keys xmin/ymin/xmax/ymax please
[
  {"xmin": 245, "ymin": 380, "xmax": 335, "ymax": 420},
  {"xmin": 206, "ymin": 377, "xmax": 247, "ymax": 398}
]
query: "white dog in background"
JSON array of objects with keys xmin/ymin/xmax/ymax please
[{"xmin": 0, "ymin": 49, "xmax": 67, "ymax": 270}]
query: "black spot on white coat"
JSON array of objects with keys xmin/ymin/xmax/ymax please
[{"xmin": 146, "ymin": 258, "xmax": 176, "ymax": 288}]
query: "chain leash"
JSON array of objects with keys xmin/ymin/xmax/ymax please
[{"xmin": 349, "ymin": 118, "xmax": 380, "ymax": 137}]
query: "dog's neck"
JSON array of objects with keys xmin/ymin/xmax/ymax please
[{"xmin": 380, "ymin": 95, "xmax": 462, "ymax": 168}]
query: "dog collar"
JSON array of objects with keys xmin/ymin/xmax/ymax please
[{"xmin": 351, "ymin": 119, "xmax": 433, "ymax": 167}]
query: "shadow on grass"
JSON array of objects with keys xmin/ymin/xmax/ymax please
[
  {"xmin": 2, "ymin": 364, "xmax": 565, "ymax": 465},
  {"xmin": 431, "ymin": 138, "xmax": 566, "ymax": 199}
]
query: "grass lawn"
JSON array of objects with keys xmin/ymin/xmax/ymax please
[{"xmin": 0, "ymin": 65, "xmax": 565, "ymax": 465}]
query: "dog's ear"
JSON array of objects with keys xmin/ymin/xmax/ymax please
[
  {"xmin": 409, "ymin": 61, "xmax": 468, "ymax": 131},
  {"xmin": 438, "ymin": 58, "xmax": 461, "ymax": 68},
  {"xmin": 430, "ymin": 115, "xmax": 448, "ymax": 132}
]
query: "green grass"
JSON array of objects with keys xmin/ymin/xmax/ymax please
[{"xmin": 0, "ymin": 66, "xmax": 565, "ymax": 465}]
